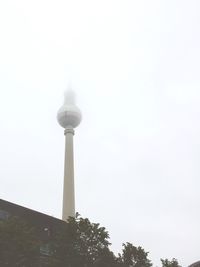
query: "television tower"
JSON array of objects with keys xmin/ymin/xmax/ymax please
[{"xmin": 57, "ymin": 89, "xmax": 82, "ymax": 221}]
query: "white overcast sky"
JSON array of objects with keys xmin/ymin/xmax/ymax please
[{"xmin": 0, "ymin": 0, "xmax": 200, "ymax": 266}]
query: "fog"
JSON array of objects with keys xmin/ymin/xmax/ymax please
[{"xmin": 0, "ymin": 1, "xmax": 200, "ymax": 266}]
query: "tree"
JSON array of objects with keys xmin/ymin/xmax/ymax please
[
  {"xmin": 161, "ymin": 258, "xmax": 181, "ymax": 267},
  {"xmin": 117, "ymin": 242, "xmax": 152, "ymax": 267},
  {"xmin": 54, "ymin": 213, "xmax": 117, "ymax": 266},
  {"xmin": 0, "ymin": 212, "xmax": 181, "ymax": 267},
  {"xmin": 0, "ymin": 216, "xmax": 40, "ymax": 266}
]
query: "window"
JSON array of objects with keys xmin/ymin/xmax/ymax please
[
  {"xmin": 0, "ymin": 210, "xmax": 9, "ymax": 220},
  {"xmin": 40, "ymin": 243, "xmax": 53, "ymax": 256}
]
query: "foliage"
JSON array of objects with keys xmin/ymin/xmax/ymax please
[
  {"xmin": 161, "ymin": 258, "xmax": 181, "ymax": 267},
  {"xmin": 117, "ymin": 242, "xmax": 152, "ymax": 267},
  {"xmin": 0, "ymin": 213, "xmax": 181, "ymax": 267},
  {"xmin": 54, "ymin": 213, "xmax": 116, "ymax": 266}
]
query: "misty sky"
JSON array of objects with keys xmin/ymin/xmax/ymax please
[{"xmin": 0, "ymin": 1, "xmax": 200, "ymax": 266}]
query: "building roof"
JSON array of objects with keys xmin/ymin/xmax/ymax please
[{"xmin": 0, "ymin": 199, "xmax": 65, "ymax": 231}]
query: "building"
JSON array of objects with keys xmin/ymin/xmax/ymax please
[{"xmin": 0, "ymin": 199, "xmax": 65, "ymax": 266}]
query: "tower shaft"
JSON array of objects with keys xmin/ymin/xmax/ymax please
[{"xmin": 62, "ymin": 128, "xmax": 75, "ymax": 220}]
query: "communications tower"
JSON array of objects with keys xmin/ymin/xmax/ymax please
[{"xmin": 57, "ymin": 89, "xmax": 82, "ymax": 221}]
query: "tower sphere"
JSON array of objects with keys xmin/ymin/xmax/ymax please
[{"xmin": 57, "ymin": 90, "xmax": 82, "ymax": 129}]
